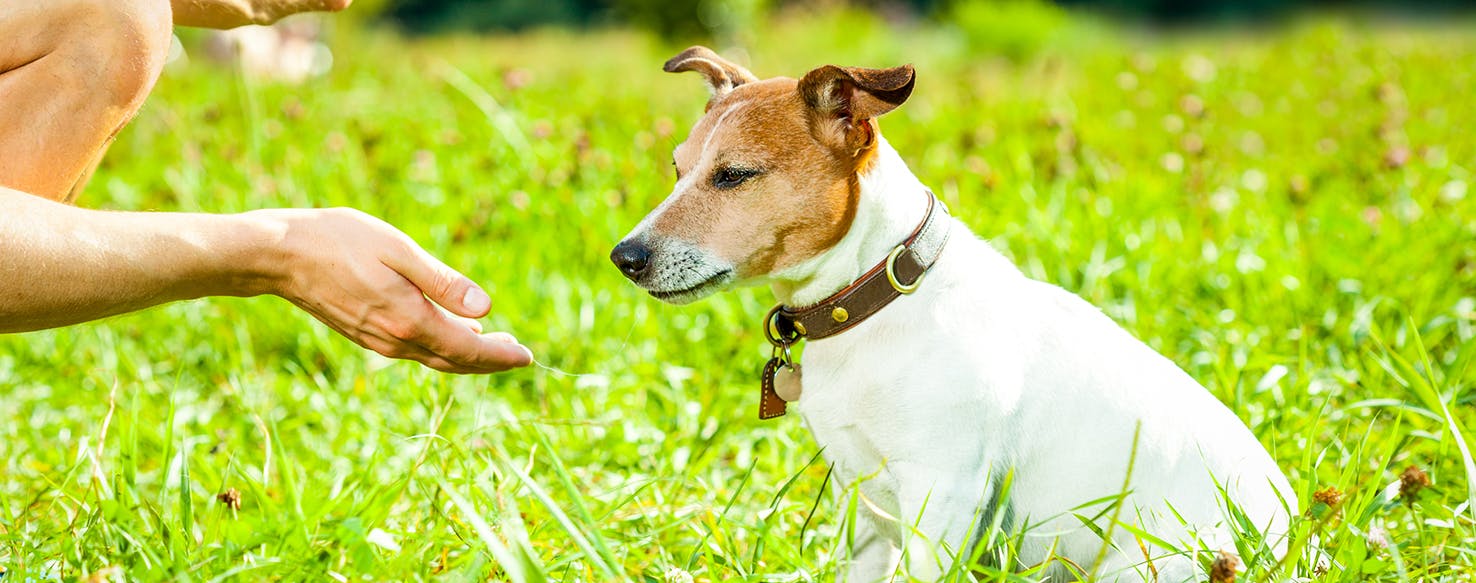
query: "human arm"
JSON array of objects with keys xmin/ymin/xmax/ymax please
[
  {"xmin": 0, "ymin": 188, "xmax": 533, "ymax": 373},
  {"xmin": 170, "ymin": 0, "xmax": 351, "ymax": 29}
]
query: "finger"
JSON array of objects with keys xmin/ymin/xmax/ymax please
[
  {"xmin": 360, "ymin": 332, "xmax": 490, "ymax": 374},
  {"xmin": 301, "ymin": 298, "xmax": 493, "ymax": 373},
  {"xmin": 370, "ymin": 332, "xmax": 512, "ymax": 375},
  {"xmin": 436, "ymin": 304, "xmax": 484, "ymax": 334},
  {"xmin": 435, "ymin": 332, "xmax": 534, "ymax": 372},
  {"xmin": 381, "ymin": 240, "xmax": 492, "ymax": 319},
  {"xmin": 411, "ymin": 311, "xmax": 534, "ymax": 372},
  {"xmin": 414, "ymin": 354, "xmax": 484, "ymax": 375},
  {"xmin": 400, "ymin": 338, "xmax": 520, "ymax": 374}
]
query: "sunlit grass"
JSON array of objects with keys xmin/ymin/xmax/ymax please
[{"xmin": 0, "ymin": 8, "xmax": 1472, "ymax": 581}]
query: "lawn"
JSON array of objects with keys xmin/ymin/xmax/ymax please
[{"xmin": 1, "ymin": 5, "xmax": 1474, "ymax": 581}]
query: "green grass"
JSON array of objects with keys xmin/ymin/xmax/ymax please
[{"xmin": 2, "ymin": 6, "xmax": 1474, "ymax": 581}]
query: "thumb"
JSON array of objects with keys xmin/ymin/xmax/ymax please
[{"xmin": 384, "ymin": 243, "xmax": 492, "ymax": 319}]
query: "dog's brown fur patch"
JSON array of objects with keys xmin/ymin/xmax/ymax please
[
  {"xmin": 645, "ymin": 48, "xmax": 915, "ymax": 279},
  {"xmin": 650, "ymin": 77, "xmax": 862, "ymax": 277}
]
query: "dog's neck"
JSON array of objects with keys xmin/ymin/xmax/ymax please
[{"xmin": 768, "ymin": 135, "xmax": 932, "ymax": 307}]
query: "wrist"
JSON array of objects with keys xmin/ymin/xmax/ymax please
[{"xmin": 214, "ymin": 210, "xmax": 294, "ymax": 298}]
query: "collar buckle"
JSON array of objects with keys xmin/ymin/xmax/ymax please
[
  {"xmin": 756, "ymin": 190, "xmax": 951, "ymax": 420},
  {"xmin": 885, "ymin": 244, "xmax": 923, "ymax": 294}
]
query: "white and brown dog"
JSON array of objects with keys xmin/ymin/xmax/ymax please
[{"xmin": 612, "ymin": 47, "xmax": 1296, "ymax": 582}]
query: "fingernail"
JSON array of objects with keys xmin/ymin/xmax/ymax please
[
  {"xmin": 517, "ymin": 344, "xmax": 534, "ymax": 363},
  {"xmin": 462, "ymin": 287, "xmax": 491, "ymax": 313}
]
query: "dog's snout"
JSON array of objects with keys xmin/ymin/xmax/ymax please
[{"xmin": 610, "ymin": 240, "xmax": 652, "ymax": 281}]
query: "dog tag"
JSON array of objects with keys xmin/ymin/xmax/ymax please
[
  {"xmin": 759, "ymin": 357, "xmax": 789, "ymax": 420},
  {"xmin": 773, "ymin": 364, "xmax": 803, "ymax": 402}
]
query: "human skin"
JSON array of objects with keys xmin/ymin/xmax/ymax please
[
  {"xmin": 171, "ymin": 0, "xmax": 353, "ymax": 29},
  {"xmin": 0, "ymin": 0, "xmax": 535, "ymax": 373},
  {"xmin": 0, "ymin": 0, "xmax": 355, "ymax": 201},
  {"xmin": 0, "ymin": 188, "xmax": 535, "ymax": 373}
]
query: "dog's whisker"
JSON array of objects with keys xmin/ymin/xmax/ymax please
[
  {"xmin": 529, "ymin": 318, "xmax": 639, "ymax": 379},
  {"xmin": 530, "ymin": 358, "xmax": 602, "ymax": 378}
]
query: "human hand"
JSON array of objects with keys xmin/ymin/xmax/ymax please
[
  {"xmin": 170, "ymin": 0, "xmax": 353, "ymax": 29},
  {"xmin": 252, "ymin": 0, "xmax": 352, "ymax": 25},
  {"xmin": 249, "ymin": 207, "xmax": 533, "ymax": 374}
]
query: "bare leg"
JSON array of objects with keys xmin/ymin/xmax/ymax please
[{"xmin": 0, "ymin": 0, "xmax": 172, "ymax": 202}]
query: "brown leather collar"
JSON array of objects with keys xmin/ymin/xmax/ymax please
[{"xmin": 767, "ymin": 191, "xmax": 952, "ymax": 345}]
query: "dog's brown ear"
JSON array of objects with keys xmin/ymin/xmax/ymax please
[
  {"xmin": 799, "ymin": 64, "xmax": 916, "ymax": 152},
  {"xmin": 664, "ymin": 46, "xmax": 759, "ymax": 104}
]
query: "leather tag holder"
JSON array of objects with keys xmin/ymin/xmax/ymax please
[
  {"xmin": 759, "ymin": 357, "xmax": 789, "ymax": 419},
  {"xmin": 754, "ymin": 191, "xmax": 948, "ymax": 422}
]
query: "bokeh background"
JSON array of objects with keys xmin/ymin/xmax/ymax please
[
  {"xmin": 380, "ymin": 0, "xmax": 1476, "ymax": 35},
  {"xmin": 2, "ymin": 0, "xmax": 1474, "ymax": 581}
]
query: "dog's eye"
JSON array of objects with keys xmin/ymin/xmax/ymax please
[{"xmin": 712, "ymin": 166, "xmax": 760, "ymax": 189}]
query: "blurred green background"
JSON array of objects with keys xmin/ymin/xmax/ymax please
[
  {"xmin": 373, "ymin": 0, "xmax": 1476, "ymax": 36},
  {"xmin": 2, "ymin": 0, "xmax": 1474, "ymax": 581}
]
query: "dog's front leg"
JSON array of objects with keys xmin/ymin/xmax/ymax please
[
  {"xmin": 892, "ymin": 463, "xmax": 993, "ymax": 581},
  {"xmin": 838, "ymin": 512, "xmax": 902, "ymax": 583}
]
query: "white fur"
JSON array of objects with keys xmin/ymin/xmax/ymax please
[
  {"xmin": 618, "ymin": 103, "xmax": 753, "ymax": 303},
  {"xmin": 766, "ymin": 137, "xmax": 1296, "ymax": 582}
]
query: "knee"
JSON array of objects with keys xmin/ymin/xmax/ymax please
[{"xmin": 60, "ymin": 0, "xmax": 173, "ymax": 111}]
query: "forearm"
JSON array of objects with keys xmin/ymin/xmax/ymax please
[
  {"xmin": 170, "ymin": 0, "xmax": 349, "ymax": 29},
  {"xmin": 0, "ymin": 188, "xmax": 283, "ymax": 333}
]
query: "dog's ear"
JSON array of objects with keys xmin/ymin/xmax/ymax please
[
  {"xmin": 798, "ymin": 64, "xmax": 915, "ymax": 153},
  {"xmin": 664, "ymin": 46, "xmax": 759, "ymax": 105}
]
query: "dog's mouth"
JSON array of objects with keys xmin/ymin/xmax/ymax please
[{"xmin": 647, "ymin": 270, "xmax": 734, "ymax": 304}]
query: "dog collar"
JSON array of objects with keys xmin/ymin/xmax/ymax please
[{"xmin": 757, "ymin": 190, "xmax": 952, "ymax": 419}]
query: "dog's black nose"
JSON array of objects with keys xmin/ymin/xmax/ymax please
[{"xmin": 610, "ymin": 240, "xmax": 652, "ymax": 281}]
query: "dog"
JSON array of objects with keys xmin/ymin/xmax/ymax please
[{"xmin": 612, "ymin": 47, "xmax": 1296, "ymax": 582}]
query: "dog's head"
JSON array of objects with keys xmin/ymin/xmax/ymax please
[{"xmin": 610, "ymin": 47, "xmax": 915, "ymax": 304}]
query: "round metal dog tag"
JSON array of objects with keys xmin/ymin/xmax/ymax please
[{"xmin": 773, "ymin": 364, "xmax": 803, "ymax": 402}]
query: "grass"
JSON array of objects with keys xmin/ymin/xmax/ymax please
[{"xmin": 2, "ymin": 5, "xmax": 1474, "ymax": 581}]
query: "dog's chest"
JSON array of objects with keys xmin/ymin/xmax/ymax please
[
  {"xmin": 790, "ymin": 312, "xmax": 1007, "ymax": 508},
  {"xmin": 795, "ymin": 379, "xmax": 903, "ymax": 509}
]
